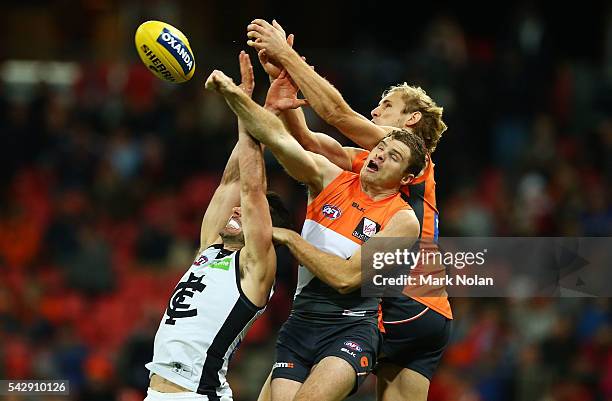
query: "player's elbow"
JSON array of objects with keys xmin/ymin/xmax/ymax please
[
  {"xmin": 240, "ymin": 175, "xmax": 266, "ymax": 194},
  {"xmin": 335, "ymin": 274, "xmax": 361, "ymax": 295},
  {"xmin": 336, "ymin": 282, "xmax": 358, "ymax": 295}
]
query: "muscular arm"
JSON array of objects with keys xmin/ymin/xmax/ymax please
[
  {"xmin": 205, "ymin": 70, "xmax": 342, "ymax": 195},
  {"xmin": 279, "ymin": 107, "xmax": 356, "ymax": 171},
  {"xmin": 258, "ymin": 32, "xmax": 357, "ymax": 170},
  {"xmin": 274, "ymin": 209, "xmax": 420, "ymax": 294},
  {"xmin": 248, "ymin": 19, "xmax": 394, "ymax": 150},
  {"xmin": 278, "ymin": 51, "xmax": 392, "ymax": 150},
  {"xmin": 237, "ymin": 127, "xmax": 276, "ymax": 307},
  {"xmin": 199, "ymin": 51, "xmax": 255, "ymax": 251},
  {"xmin": 198, "ymin": 144, "xmax": 241, "ymax": 251}
]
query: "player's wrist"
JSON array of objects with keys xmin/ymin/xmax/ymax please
[
  {"xmin": 277, "ymin": 46, "xmax": 296, "ymax": 65},
  {"xmin": 264, "ymin": 101, "xmax": 282, "ymax": 115}
]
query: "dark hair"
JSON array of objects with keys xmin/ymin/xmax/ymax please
[
  {"xmin": 386, "ymin": 129, "xmax": 427, "ymax": 176},
  {"xmin": 266, "ymin": 192, "xmax": 293, "ymax": 230}
]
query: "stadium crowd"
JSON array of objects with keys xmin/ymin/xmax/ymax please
[{"xmin": 0, "ymin": 5, "xmax": 610, "ymax": 401}]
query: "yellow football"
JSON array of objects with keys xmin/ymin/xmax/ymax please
[{"xmin": 135, "ymin": 20, "xmax": 196, "ymax": 83}]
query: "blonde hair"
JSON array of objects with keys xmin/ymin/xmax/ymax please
[{"xmin": 383, "ymin": 83, "xmax": 447, "ymax": 153}]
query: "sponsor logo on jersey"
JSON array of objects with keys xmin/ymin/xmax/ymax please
[
  {"xmin": 344, "ymin": 341, "xmax": 363, "ymax": 352},
  {"xmin": 165, "ymin": 272, "xmax": 206, "ymax": 325},
  {"xmin": 171, "ymin": 362, "xmax": 193, "ymax": 377},
  {"xmin": 209, "ymin": 258, "xmax": 231, "ymax": 271},
  {"xmin": 322, "ymin": 204, "xmax": 342, "ymax": 220},
  {"xmin": 157, "ymin": 28, "xmax": 194, "ymax": 75},
  {"xmin": 360, "ymin": 356, "xmax": 369, "ymax": 367},
  {"xmin": 273, "ymin": 362, "xmax": 295, "ymax": 369},
  {"xmin": 340, "ymin": 347, "xmax": 357, "ymax": 358},
  {"xmin": 351, "ymin": 201, "xmax": 365, "ymax": 212},
  {"xmin": 352, "ymin": 217, "xmax": 380, "ymax": 242}
]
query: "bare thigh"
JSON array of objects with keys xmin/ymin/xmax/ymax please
[{"xmin": 293, "ymin": 356, "xmax": 356, "ymax": 401}]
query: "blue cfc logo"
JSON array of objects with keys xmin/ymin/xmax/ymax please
[
  {"xmin": 322, "ymin": 204, "xmax": 342, "ymax": 220},
  {"xmin": 157, "ymin": 28, "xmax": 194, "ymax": 75}
]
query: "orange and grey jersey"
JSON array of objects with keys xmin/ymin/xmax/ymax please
[
  {"xmin": 146, "ymin": 244, "xmax": 267, "ymax": 400},
  {"xmin": 292, "ymin": 171, "xmax": 412, "ymax": 322},
  {"xmin": 353, "ymin": 151, "xmax": 452, "ymax": 320}
]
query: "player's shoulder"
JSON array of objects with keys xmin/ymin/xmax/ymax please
[
  {"xmin": 307, "ymin": 151, "xmax": 346, "ymax": 186},
  {"xmin": 383, "ymin": 208, "xmax": 420, "ymax": 236}
]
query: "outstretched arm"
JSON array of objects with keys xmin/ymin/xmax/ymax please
[
  {"xmin": 264, "ymin": 69, "xmax": 360, "ymax": 170},
  {"xmin": 237, "ymin": 126, "xmax": 276, "ymax": 307},
  {"xmin": 204, "ymin": 69, "xmax": 342, "ymax": 196},
  {"xmin": 257, "ymin": 34, "xmax": 356, "ymax": 170},
  {"xmin": 273, "ymin": 209, "xmax": 420, "ymax": 294},
  {"xmin": 199, "ymin": 51, "xmax": 255, "ymax": 251},
  {"xmin": 248, "ymin": 19, "xmax": 394, "ymax": 150}
]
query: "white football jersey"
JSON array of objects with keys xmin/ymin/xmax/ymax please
[{"xmin": 146, "ymin": 244, "xmax": 267, "ymax": 400}]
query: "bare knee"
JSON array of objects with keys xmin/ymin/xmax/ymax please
[
  {"xmin": 376, "ymin": 363, "xmax": 430, "ymax": 401},
  {"xmin": 271, "ymin": 377, "xmax": 302, "ymax": 401}
]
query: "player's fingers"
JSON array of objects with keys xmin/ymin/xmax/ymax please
[
  {"xmin": 257, "ymin": 49, "xmax": 267, "ymax": 62},
  {"xmin": 247, "ymin": 40, "xmax": 265, "ymax": 50},
  {"xmin": 251, "ymin": 19, "xmax": 273, "ymax": 30},
  {"xmin": 247, "ymin": 23, "xmax": 268, "ymax": 34},
  {"xmin": 240, "ymin": 56, "xmax": 254, "ymax": 84},
  {"xmin": 293, "ymin": 99, "xmax": 309, "ymax": 108},
  {"xmin": 239, "ymin": 52, "xmax": 247, "ymax": 77},
  {"xmin": 287, "ymin": 34, "xmax": 295, "ymax": 48},
  {"xmin": 205, "ymin": 71, "xmax": 220, "ymax": 89},
  {"xmin": 246, "ymin": 30, "xmax": 263, "ymax": 40},
  {"xmin": 272, "ymin": 19, "xmax": 286, "ymax": 35}
]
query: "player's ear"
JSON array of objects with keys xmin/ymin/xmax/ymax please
[
  {"xmin": 404, "ymin": 111, "xmax": 422, "ymax": 127},
  {"xmin": 400, "ymin": 173, "xmax": 414, "ymax": 186}
]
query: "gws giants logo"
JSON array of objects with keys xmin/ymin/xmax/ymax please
[{"xmin": 322, "ymin": 204, "xmax": 342, "ymax": 220}]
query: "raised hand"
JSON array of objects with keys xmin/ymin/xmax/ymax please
[
  {"xmin": 247, "ymin": 19, "xmax": 293, "ymax": 63},
  {"xmin": 258, "ymin": 34, "xmax": 294, "ymax": 80},
  {"xmin": 265, "ymin": 69, "xmax": 308, "ymax": 114},
  {"xmin": 238, "ymin": 50, "xmax": 255, "ymax": 97},
  {"xmin": 204, "ymin": 69, "xmax": 236, "ymax": 93}
]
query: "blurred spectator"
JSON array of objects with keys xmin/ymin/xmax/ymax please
[{"xmin": 0, "ymin": 2, "xmax": 610, "ymax": 401}]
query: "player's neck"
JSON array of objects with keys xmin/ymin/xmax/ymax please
[
  {"xmin": 360, "ymin": 178, "xmax": 398, "ymax": 201},
  {"xmin": 222, "ymin": 241, "xmax": 242, "ymax": 252}
]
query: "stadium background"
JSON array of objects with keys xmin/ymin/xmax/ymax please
[{"xmin": 0, "ymin": 1, "xmax": 610, "ymax": 400}]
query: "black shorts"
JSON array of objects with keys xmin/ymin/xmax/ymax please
[
  {"xmin": 272, "ymin": 314, "xmax": 381, "ymax": 393},
  {"xmin": 378, "ymin": 297, "xmax": 452, "ymax": 380}
]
